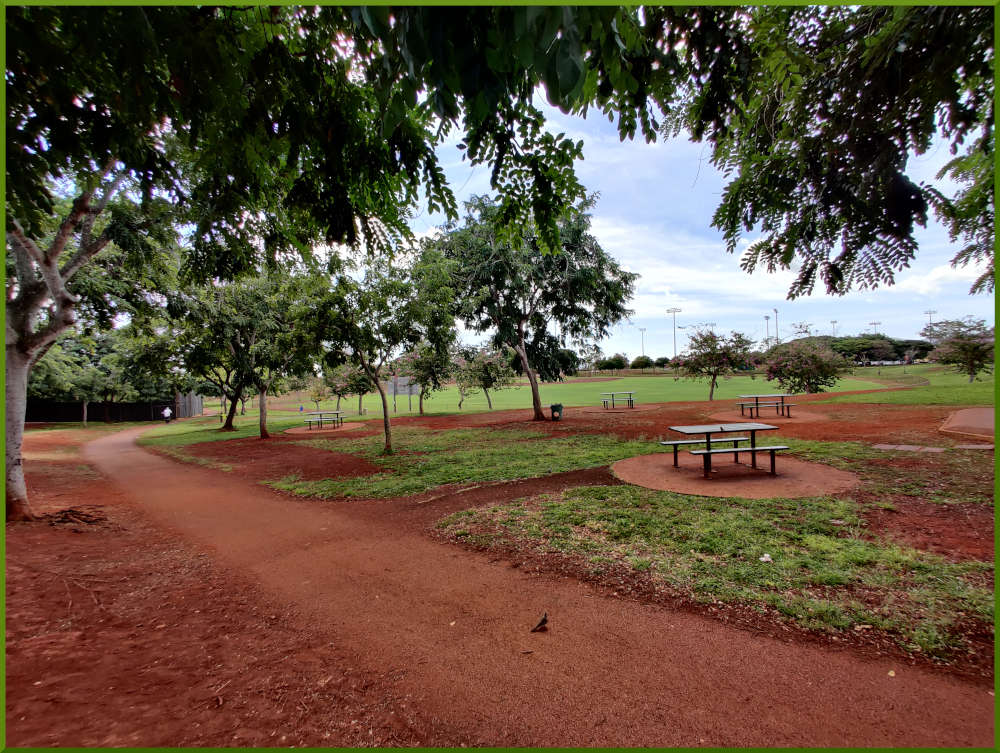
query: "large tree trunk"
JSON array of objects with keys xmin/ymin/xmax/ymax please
[
  {"xmin": 358, "ymin": 393, "xmax": 364, "ymax": 416},
  {"xmin": 708, "ymin": 374, "xmax": 718, "ymax": 401},
  {"xmin": 5, "ymin": 349, "xmax": 35, "ymax": 521},
  {"xmin": 221, "ymin": 387, "xmax": 242, "ymax": 431},
  {"xmin": 258, "ymin": 386, "xmax": 270, "ymax": 439},
  {"xmin": 82, "ymin": 400, "xmax": 89, "ymax": 428},
  {"xmin": 515, "ymin": 335, "xmax": 546, "ymax": 420},
  {"xmin": 483, "ymin": 387, "xmax": 493, "ymax": 410},
  {"xmin": 419, "ymin": 390, "xmax": 425, "ymax": 416},
  {"xmin": 375, "ymin": 381, "xmax": 392, "ymax": 453},
  {"xmin": 5, "ymin": 169, "xmax": 123, "ymax": 520},
  {"xmin": 335, "ymin": 395, "xmax": 341, "ymax": 410}
]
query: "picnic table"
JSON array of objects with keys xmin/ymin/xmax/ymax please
[
  {"xmin": 666, "ymin": 422, "xmax": 785, "ymax": 478},
  {"xmin": 304, "ymin": 410, "xmax": 344, "ymax": 429},
  {"xmin": 600, "ymin": 391, "xmax": 635, "ymax": 409},
  {"xmin": 737, "ymin": 393, "xmax": 796, "ymax": 418}
]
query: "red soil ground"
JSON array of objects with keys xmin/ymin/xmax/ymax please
[{"xmin": 5, "ymin": 398, "xmax": 995, "ymax": 746}]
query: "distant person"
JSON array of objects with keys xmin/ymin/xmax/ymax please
[
  {"xmin": 299, "ymin": 405, "xmax": 303, "ymax": 412},
  {"xmin": 162, "ymin": 406, "xmax": 172, "ymax": 423}
]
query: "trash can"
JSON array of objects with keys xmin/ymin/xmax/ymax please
[{"xmin": 550, "ymin": 403, "xmax": 563, "ymax": 421}]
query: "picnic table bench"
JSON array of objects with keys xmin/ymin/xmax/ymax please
[
  {"xmin": 601, "ymin": 391, "xmax": 635, "ymax": 409},
  {"xmin": 659, "ymin": 436, "xmax": 748, "ymax": 467},
  {"xmin": 666, "ymin": 423, "xmax": 787, "ymax": 478},
  {"xmin": 304, "ymin": 410, "xmax": 344, "ymax": 429},
  {"xmin": 737, "ymin": 394, "xmax": 796, "ymax": 418}
]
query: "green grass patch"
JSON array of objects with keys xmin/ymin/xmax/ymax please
[
  {"xmin": 138, "ymin": 414, "xmax": 302, "ymax": 446},
  {"xmin": 253, "ymin": 372, "xmax": 889, "ymax": 419},
  {"xmin": 821, "ymin": 365, "xmax": 994, "ymax": 406},
  {"xmin": 437, "ymin": 485, "xmax": 993, "ymax": 657},
  {"xmin": 267, "ymin": 426, "xmax": 661, "ymax": 499}
]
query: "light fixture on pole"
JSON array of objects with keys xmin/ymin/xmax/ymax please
[
  {"xmin": 639, "ymin": 327, "xmax": 646, "ymax": 357},
  {"xmin": 665, "ymin": 307, "xmax": 681, "ymax": 358},
  {"xmin": 869, "ymin": 320, "xmax": 881, "ymax": 336},
  {"xmin": 831, "ymin": 319, "xmax": 838, "ymax": 337},
  {"xmin": 923, "ymin": 309, "xmax": 937, "ymax": 325},
  {"xmin": 764, "ymin": 314, "xmax": 770, "ymax": 345},
  {"xmin": 773, "ymin": 308, "xmax": 779, "ymax": 343}
]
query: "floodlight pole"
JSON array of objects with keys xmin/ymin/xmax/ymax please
[
  {"xmin": 666, "ymin": 307, "xmax": 681, "ymax": 358},
  {"xmin": 639, "ymin": 327, "xmax": 646, "ymax": 357}
]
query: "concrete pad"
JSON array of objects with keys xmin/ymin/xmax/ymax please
[{"xmin": 940, "ymin": 407, "xmax": 994, "ymax": 441}]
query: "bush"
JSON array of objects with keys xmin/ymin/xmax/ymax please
[
  {"xmin": 630, "ymin": 355, "xmax": 654, "ymax": 370},
  {"xmin": 765, "ymin": 341, "xmax": 848, "ymax": 393}
]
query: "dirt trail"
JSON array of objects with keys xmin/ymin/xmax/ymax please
[{"xmin": 83, "ymin": 427, "xmax": 993, "ymax": 747}]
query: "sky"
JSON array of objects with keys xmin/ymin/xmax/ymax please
[{"xmin": 409, "ymin": 98, "xmax": 994, "ymax": 362}]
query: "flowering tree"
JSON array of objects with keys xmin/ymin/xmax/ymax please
[
  {"xmin": 677, "ymin": 330, "xmax": 754, "ymax": 400},
  {"xmin": 765, "ymin": 341, "xmax": 847, "ymax": 394},
  {"xmin": 454, "ymin": 347, "xmax": 517, "ymax": 410},
  {"xmin": 323, "ymin": 363, "xmax": 373, "ymax": 415}
]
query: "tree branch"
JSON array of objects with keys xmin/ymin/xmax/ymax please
[{"xmin": 80, "ymin": 170, "xmax": 127, "ymax": 251}]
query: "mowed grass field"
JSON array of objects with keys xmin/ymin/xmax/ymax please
[{"xmin": 229, "ymin": 371, "xmax": 888, "ymax": 420}]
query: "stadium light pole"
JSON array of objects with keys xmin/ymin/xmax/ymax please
[
  {"xmin": 639, "ymin": 327, "xmax": 646, "ymax": 357},
  {"xmin": 665, "ymin": 307, "xmax": 681, "ymax": 358}
]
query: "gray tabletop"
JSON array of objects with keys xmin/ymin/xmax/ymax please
[{"xmin": 669, "ymin": 423, "xmax": 778, "ymax": 434}]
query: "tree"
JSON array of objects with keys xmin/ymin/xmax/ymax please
[
  {"xmin": 596, "ymin": 354, "xmax": 629, "ymax": 371},
  {"xmin": 395, "ymin": 341, "xmax": 454, "ymax": 416},
  {"xmin": 653, "ymin": 356, "xmax": 671, "ymax": 368},
  {"xmin": 5, "ymin": 6, "xmax": 448, "ymax": 518},
  {"xmin": 631, "ymin": 355, "xmax": 654, "ymax": 371},
  {"xmin": 677, "ymin": 330, "xmax": 754, "ymax": 400},
  {"xmin": 765, "ymin": 341, "xmax": 848, "ymax": 394},
  {"xmin": 323, "ymin": 363, "xmax": 373, "ymax": 416},
  {"xmin": 175, "ymin": 272, "xmax": 323, "ymax": 438},
  {"xmin": 667, "ymin": 5, "xmax": 993, "ymax": 297},
  {"xmin": 454, "ymin": 347, "xmax": 518, "ymax": 410},
  {"xmin": 307, "ymin": 379, "xmax": 329, "ymax": 411},
  {"xmin": 313, "ymin": 256, "xmax": 453, "ymax": 453},
  {"xmin": 921, "ymin": 318, "xmax": 994, "ymax": 383},
  {"xmin": 436, "ymin": 195, "xmax": 636, "ymax": 420}
]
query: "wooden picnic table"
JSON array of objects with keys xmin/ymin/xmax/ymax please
[
  {"xmin": 304, "ymin": 410, "xmax": 344, "ymax": 429},
  {"xmin": 737, "ymin": 393, "xmax": 795, "ymax": 418},
  {"xmin": 600, "ymin": 391, "xmax": 635, "ymax": 409},
  {"xmin": 667, "ymin": 422, "xmax": 781, "ymax": 477}
]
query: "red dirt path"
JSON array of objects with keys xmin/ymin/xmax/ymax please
[{"xmin": 6, "ymin": 400, "xmax": 995, "ymax": 746}]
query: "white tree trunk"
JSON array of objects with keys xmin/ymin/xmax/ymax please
[{"xmin": 5, "ymin": 349, "xmax": 34, "ymax": 520}]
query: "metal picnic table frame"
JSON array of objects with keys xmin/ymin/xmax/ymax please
[
  {"xmin": 667, "ymin": 422, "xmax": 779, "ymax": 475},
  {"xmin": 600, "ymin": 391, "xmax": 635, "ymax": 409},
  {"xmin": 738, "ymin": 393, "xmax": 794, "ymax": 418},
  {"xmin": 304, "ymin": 410, "xmax": 345, "ymax": 429}
]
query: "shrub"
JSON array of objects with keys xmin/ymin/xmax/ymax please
[{"xmin": 765, "ymin": 341, "xmax": 848, "ymax": 393}]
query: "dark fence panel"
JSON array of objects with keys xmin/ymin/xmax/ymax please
[{"xmin": 25, "ymin": 392, "xmax": 203, "ymax": 423}]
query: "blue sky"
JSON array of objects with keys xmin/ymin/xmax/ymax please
[{"xmin": 411, "ymin": 100, "xmax": 994, "ymax": 361}]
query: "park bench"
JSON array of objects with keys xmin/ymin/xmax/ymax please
[
  {"xmin": 737, "ymin": 401, "xmax": 797, "ymax": 418},
  {"xmin": 690, "ymin": 444, "xmax": 790, "ymax": 477},
  {"xmin": 659, "ymin": 437, "xmax": 748, "ymax": 467}
]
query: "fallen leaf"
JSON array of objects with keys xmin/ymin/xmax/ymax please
[
  {"xmin": 449, "ymin": 621, "xmax": 456, "ymax": 626},
  {"xmin": 888, "ymin": 670, "xmax": 895, "ymax": 677}
]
